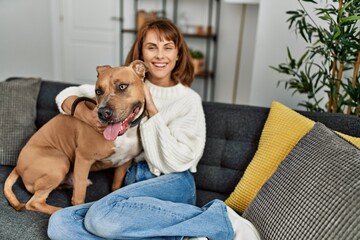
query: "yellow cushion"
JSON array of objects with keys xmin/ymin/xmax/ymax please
[{"xmin": 225, "ymin": 101, "xmax": 360, "ymax": 213}]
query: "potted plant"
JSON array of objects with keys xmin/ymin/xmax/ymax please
[
  {"xmin": 190, "ymin": 49, "xmax": 205, "ymax": 75},
  {"xmin": 271, "ymin": 0, "xmax": 360, "ymax": 115}
]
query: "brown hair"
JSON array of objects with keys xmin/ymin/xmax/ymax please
[{"xmin": 125, "ymin": 17, "xmax": 194, "ymax": 87}]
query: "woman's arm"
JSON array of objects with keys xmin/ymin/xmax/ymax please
[
  {"xmin": 55, "ymin": 84, "xmax": 96, "ymax": 114},
  {"xmin": 55, "ymin": 84, "xmax": 104, "ymax": 132},
  {"xmin": 140, "ymin": 92, "xmax": 206, "ymax": 175}
]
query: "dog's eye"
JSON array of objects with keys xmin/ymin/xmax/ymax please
[
  {"xmin": 95, "ymin": 89, "xmax": 103, "ymax": 96},
  {"xmin": 119, "ymin": 84, "xmax": 128, "ymax": 91}
]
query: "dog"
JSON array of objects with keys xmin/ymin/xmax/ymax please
[{"xmin": 4, "ymin": 60, "xmax": 147, "ymax": 215}]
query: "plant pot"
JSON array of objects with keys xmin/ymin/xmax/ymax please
[
  {"xmin": 192, "ymin": 58, "xmax": 205, "ymax": 75},
  {"xmin": 137, "ymin": 10, "xmax": 157, "ymax": 30}
]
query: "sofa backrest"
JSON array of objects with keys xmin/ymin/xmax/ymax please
[
  {"xmin": 35, "ymin": 81, "xmax": 77, "ymax": 128},
  {"xmin": 195, "ymin": 101, "xmax": 360, "ymax": 206},
  {"xmin": 194, "ymin": 102, "xmax": 269, "ymax": 206},
  {"xmin": 36, "ymin": 80, "xmax": 360, "ymax": 207}
]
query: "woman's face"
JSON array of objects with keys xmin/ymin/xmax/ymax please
[{"xmin": 142, "ymin": 30, "xmax": 179, "ymax": 87}]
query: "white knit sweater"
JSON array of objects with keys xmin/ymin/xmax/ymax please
[{"xmin": 55, "ymin": 80, "xmax": 206, "ymax": 176}]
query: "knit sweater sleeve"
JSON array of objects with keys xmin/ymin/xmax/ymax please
[
  {"xmin": 55, "ymin": 84, "xmax": 95, "ymax": 114},
  {"xmin": 139, "ymin": 93, "xmax": 206, "ymax": 175}
]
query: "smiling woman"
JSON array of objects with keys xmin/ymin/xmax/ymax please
[
  {"xmin": 47, "ymin": 17, "xmax": 261, "ymax": 240},
  {"xmin": 125, "ymin": 17, "xmax": 194, "ymax": 87},
  {"xmin": 49, "ymin": 17, "xmax": 208, "ymax": 239},
  {"xmin": 141, "ymin": 32, "xmax": 179, "ymax": 87}
]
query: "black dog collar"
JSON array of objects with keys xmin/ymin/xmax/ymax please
[{"xmin": 130, "ymin": 101, "xmax": 146, "ymax": 128}]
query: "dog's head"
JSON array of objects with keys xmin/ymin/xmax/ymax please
[{"xmin": 95, "ymin": 60, "xmax": 147, "ymax": 141}]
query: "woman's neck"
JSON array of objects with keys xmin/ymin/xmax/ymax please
[
  {"xmin": 145, "ymin": 80, "xmax": 186, "ymax": 101},
  {"xmin": 148, "ymin": 77, "xmax": 176, "ymax": 87}
]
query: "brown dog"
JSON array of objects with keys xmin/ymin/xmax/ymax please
[{"xmin": 4, "ymin": 60, "xmax": 147, "ymax": 215}]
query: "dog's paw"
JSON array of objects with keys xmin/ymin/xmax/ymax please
[
  {"xmin": 58, "ymin": 172, "xmax": 92, "ymax": 189},
  {"xmin": 87, "ymin": 179, "xmax": 93, "ymax": 187}
]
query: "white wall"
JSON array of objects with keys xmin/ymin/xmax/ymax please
[
  {"xmin": 0, "ymin": 0, "xmax": 54, "ymax": 81},
  {"xmin": 0, "ymin": 0, "xmax": 309, "ymax": 109},
  {"xmin": 249, "ymin": 0, "xmax": 309, "ymax": 109},
  {"xmin": 214, "ymin": 2, "xmax": 243, "ymax": 103},
  {"xmin": 216, "ymin": 1, "xmax": 259, "ymax": 104}
]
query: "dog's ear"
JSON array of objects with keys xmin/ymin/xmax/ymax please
[
  {"xmin": 96, "ymin": 65, "xmax": 112, "ymax": 77},
  {"xmin": 130, "ymin": 60, "xmax": 148, "ymax": 81}
]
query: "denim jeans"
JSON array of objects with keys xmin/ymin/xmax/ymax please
[{"xmin": 48, "ymin": 161, "xmax": 234, "ymax": 240}]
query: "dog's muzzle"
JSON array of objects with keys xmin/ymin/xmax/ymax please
[
  {"xmin": 100, "ymin": 102, "xmax": 144, "ymax": 141},
  {"xmin": 98, "ymin": 107, "xmax": 113, "ymax": 122}
]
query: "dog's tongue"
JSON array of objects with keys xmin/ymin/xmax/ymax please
[
  {"xmin": 103, "ymin": 122, "xmax": 127, "ymax": 141},
  {"xmin": 102, "ymin": 107, "xmax": 140, "ymax": 141}
]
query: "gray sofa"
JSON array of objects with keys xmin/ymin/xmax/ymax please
[{"xmin": 1, "ymin": 79, "xmax": 360, "ymax": 240}]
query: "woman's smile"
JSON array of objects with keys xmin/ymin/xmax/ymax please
[
  {"xmin": 142, "ymin": 30, "xmax": 179, "ymax": 87},
  {"xmin": 152, "ymin": 62, "xmax": 167, "ymax": 69}
]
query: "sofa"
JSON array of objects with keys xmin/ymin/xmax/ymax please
[{"xmin": 0, "ymin": 78, "xmax": 359, "ymax": 240}]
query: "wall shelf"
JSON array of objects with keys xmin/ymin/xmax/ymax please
[
  {"xmin": 121, "ymin": 29, "xmax": 216, "ymax": 40},
  {"xmin": 223, "ymin": 0, "xmax": 259, "ymax": 4}
]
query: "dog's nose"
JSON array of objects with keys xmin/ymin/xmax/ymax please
[{"xmin": 98, "ymin": 107, "xmax": 113, "ymax": 121}]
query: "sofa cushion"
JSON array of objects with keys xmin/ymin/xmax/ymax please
[
  {"xmin": 225, "ymin": 101, "xmax": 360, "ymax": 213},
  {"xmin": 0, "ymin": 78, "xmax": 41, "ymax": 166},
  {"xmin": 242, "ymin": 122, "xmax": 360, "ymax": 240},
  {"xmin": 194, "ymin": 102, "xmax": 269, "ymax": 206}
]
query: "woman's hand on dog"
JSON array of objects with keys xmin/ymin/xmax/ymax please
[
  {"xmin": 143, "ymin": 85, "xmax": 158, "ymax": 118},
  {"xmin": 62, "ymin": 96, "xmax": 106, "ymax": 133}
]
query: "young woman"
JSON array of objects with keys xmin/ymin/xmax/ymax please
[{"xmin": 47, "ymin": 17, "xmax": 259, "ymax": 240}]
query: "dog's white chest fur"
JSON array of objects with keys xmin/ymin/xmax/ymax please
[{"xmin": 106, "ymin": 126, "xmax": 142, "ymax": 166}]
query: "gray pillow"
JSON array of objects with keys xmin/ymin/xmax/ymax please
[
  {"xmin": 0, "ymin": 78, "xmax": 41, "ymax": 166},
  {"xmin": 243, "ymin": 122, "xmax": 360, "ymax": 240}
]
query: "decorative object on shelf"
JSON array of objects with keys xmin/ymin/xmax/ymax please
[
  {"xmin": 195, "ymin": 25, "xmax": 206, "ymax": 35},
  {"xmin": 271, "ymin": 0, "xmax": 360, "ymax": 115},
  {"xmin": 190, "ymin": 49, "xmax": 205, "ymax": 75},
  {"xmin": 137, "ymin": 10, "xmax": 157, "ymax": 30},
  {"xmin": 178, "ymin": 12, "xmax": 188, "ymax": 33}
]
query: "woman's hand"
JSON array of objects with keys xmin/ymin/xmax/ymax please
[
  {"xmin": 62, "ymin": 96, "xmax": 105, "ymax": 133},
  {"xmin": 143, "ymin": 84, "xmax": 158, "ymax": 118}
]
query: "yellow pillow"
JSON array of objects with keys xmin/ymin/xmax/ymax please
[{"xmin": 225, "ymin": 101, "xmax": 360, "ymax": 213}]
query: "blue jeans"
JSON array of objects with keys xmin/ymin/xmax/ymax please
[{"xmin": 48, "ymin": 162, "xmax": 234, "ymax": 240}]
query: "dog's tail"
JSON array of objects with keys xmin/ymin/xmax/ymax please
[{"xmin": 4, "ymin": 168, "xmax": 25, "ymax": 211}]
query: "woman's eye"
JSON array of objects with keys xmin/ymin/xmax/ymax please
[
  {"xmin": 165, "ymin": 44, "xmax": 175, "ymax": 50},
  {"xmin": 119, "ymin": 84, "xmax": 128, "ymax": 91}
]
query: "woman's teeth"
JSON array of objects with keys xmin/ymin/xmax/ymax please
[{"xmin": 154, "ymin": 63, "xmax": 166, "ymax": 68}]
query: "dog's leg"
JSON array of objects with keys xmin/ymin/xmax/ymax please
[
  {"xmin": 72, "ymin": 150, "xmax": 94, "ymax": 206},
  {"xmin": 25, "ymin": 175, "xmax": 64, "ymax": 215},
  {"xmin": 112, "ymin": 160, "xmax": 133, "ymax": 191},
  {"xmin": 22, "ymin": 153, "xmax": 69, "ymax": 215},
  {"xmin": 26, "ymin": 189, "xmax": 62, "ymax": 215}
]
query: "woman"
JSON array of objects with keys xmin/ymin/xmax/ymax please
[{"xmin": 48, "ymin": 17, "xmax": 259, "ymax": 240}]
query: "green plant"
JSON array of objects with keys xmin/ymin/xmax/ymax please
[
  {"xmin": 189, "ymin": 49, "xmax": 204, "ymax": 59},
  {"xmin": 271, "ymin": 0, "xmax": 360, "ymax": 115}
]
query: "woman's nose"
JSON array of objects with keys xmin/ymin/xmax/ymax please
[{"xmin": 155, "ymin": 49, "xmax": 164, "ymax": 59}]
